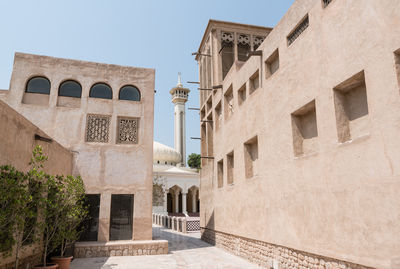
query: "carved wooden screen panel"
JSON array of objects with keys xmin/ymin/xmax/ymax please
[
  {"xmin": 85, "ymin": 114, "xmax": 111, "ymax": 143},
  {"xmin": 117, "ymin": 117, "xmax": 139, "ymax": 144}
]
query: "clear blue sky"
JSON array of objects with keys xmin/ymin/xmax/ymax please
[{"xmin": 0, "ymin": 0, "xmax": 294, "ymax": 157}]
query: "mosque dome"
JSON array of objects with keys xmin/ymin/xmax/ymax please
[{"xmin": 153, "ymin": 141, "xmax": 181, "ymax": 165}]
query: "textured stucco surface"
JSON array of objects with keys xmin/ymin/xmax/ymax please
[
  {"xmin": 0, "ymin": 99, "xmax": 74, "ymax": 268},
  {"xmin": 1, "ymin": 52, "xmax": 155, "ymax": 242},
  {"xmin": 198, "ymin": 0, "xmax": 400, "ymax": 268}
]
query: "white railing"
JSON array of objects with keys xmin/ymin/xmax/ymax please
[{"xmin": 152, "ymin": 213, "xmax": 200, "ymax": 233}]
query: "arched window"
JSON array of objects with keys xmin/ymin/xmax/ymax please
[
  {"xmin": 58, "ymin": 80, "xmax": 82, "ymax": 98},
  {"xmin": 119, "ymin": 85, "xmax": 141, "ymax": 101},
  {"xmin": 89, "ymin": 83, "xmax": 112, "ymax": 99},
  {"xmin": 26, "ymin": 76, "xmax": 50, "ymax": 94}
]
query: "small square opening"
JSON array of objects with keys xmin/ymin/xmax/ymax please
[
  {"xmin": 333, "ymin": 71, "xmax": 369, "ymax": 143},
  {"xmin": 265, "ymin": 49, "xmax": 279, "ymax": 79},
  {"xmin": 291, "ymin": 100, "xmax": 318, "ymax": 156},
  {"xmin": 244, "ymin": 136, "xmax": 258, "ymax": 179},
  {"xmin": 238, "ymin": 83, "xmax": 247, "ymax": 105},
  {"xmin": 217, "ymin": 159, "xmax": 224, "ymax": 188},
  {"xmin": 227, "ymin": 151, "xmax": 234, "ymax": 185},
  {"xmin": 249, "ymin": 70, "xmax": 260, "ymax": 94}
]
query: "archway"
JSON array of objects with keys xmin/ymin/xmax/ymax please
[{"xmin": 168, "ymin": 185, "xmax": 182, "ymax": 214}]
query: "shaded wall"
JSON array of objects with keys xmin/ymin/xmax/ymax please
[{"xmin": 0, "ymin": 99, "xmax": 73, "ymax": 269}]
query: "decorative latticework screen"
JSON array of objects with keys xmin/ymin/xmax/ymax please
[
  {"xmin": 117, "ymin": 117, "xmax": 139, "ymax": 144},
  {"xmin": 85, "ymin": 114, "xmax": 111, "ymax": 143}
]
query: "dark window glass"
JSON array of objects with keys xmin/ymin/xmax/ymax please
[
  {"xmin": 109, "ymin": 194, "xmax": 133, "ymax": 240},
  {"xmin": 59, "ymin": 80, "xmax": 82, "ymax": 98},
  {"xmin": 26, "ymin": 76, "xmax": 51, "ymax": 94},
  {"xmin": 89, "ymin": 83, "xmax": 112, "ymax": 99},
  {"xmin": 80, "ymin": 194, "xmax": 100, "ymax": 241},
  {"xmin": 119, "ymin": 85, "xmax": 141, "ymax": 101}
]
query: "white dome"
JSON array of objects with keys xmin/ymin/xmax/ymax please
[{"xmin": 153, "ymin": 141, "xmax": 181, "ymax": 164}]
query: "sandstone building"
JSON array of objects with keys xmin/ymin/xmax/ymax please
[
  {"xmin": 196, "ymin": 0, "xmax": 400, "ymax": 268},
  {"xmin": 0, "ymin": 52, "xmax": 155, "ymax": 244}
]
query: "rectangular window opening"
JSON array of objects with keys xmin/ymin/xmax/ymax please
[
  {"xmin": 109, "ymin": 194, "xmax": 134, "ymax": 241},
  {"xmin": 244, "ymin": 136, "xmax": 258, "ymax": 179},
  {"xmin": 291, "ymin": 100, "xmax": 318, "ymax": 157},
  {"xmin": 227, "ymin": 151, "xmax": 234, "ymax": 185},
  {"xmin": 217, "ymin": 159, "xmax": 224, "ymax": 188},
  {"xmin": 206, "ymin": 114, "xmax": 214, "ymax": 158},
  {"xmin": 287, "ymin": 15, "xmax": 309, "ymax": 46},
  {"xmin": 333, "ymin": 71, "xmax": 369, "ymax": 143},
  {"xmin": 221, "ymin": 32, "xmax": 235, "ymax": 79},
  {"xmin": 206, "ymin": 47, "xmax": 212, "ymax": 88},
  {"xmin": 249, "ymin": 70, "xmax": 260, "ymax": 94},
  {"xmin": 238, "ymin": 83, "xmax": 247, "ymax": 105},
  {"xmin": 237, "ymin": 34, "xmax": 251, "ymax": 62},
  {"xmin": 265, "ymin": 49, "xmax": 279, "ymax": 79},
  {"xmin": 80, "ymin": 194, "xmax": 100, "ymax": 241},
  {"xmin": 395, "ymin": 50, "xmax": 400, "ymax": 91}
]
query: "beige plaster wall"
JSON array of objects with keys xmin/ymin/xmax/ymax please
[
  {"xmin": 199, "ymin": 0, "xmax": 400, "ymax": 268},
  {"xmin": 0, "ymin": 99, "xmax": 73, "ymax": 268},
  {"xmin": 1, "ymin": 52, "xmax": 155, "ymax": 241}
]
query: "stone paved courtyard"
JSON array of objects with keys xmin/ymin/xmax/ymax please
[{"xmin": 70, "ymin": 226, "xmax": 261, "ymax": 269}]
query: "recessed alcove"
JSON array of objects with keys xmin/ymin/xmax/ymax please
[
  {"xmin": 333, "ymin": 71, "xmax": 369, "ymax": 143},
  {"xmin": 249, "ymin": 70, "xmax": 259, "ymax": 94},
  {"xmin": 227, "ymin": 151, "xmax": 234, "ymax": 185},
  {"xmin": 206, "ymin": 96, "xmax": 212, "ymax": 113},
  {"xmin": 395, "ymin": 49, "xmax": 400, "ymax": 91},
  {"xmin": 207, "ymin": 114, "xmax": 214, "ymax": 157},
  {"xmin": 217, "ymin": 159, "xmax": 224, "ymax": 188},
  {"xmin": 22, "ymin": 93, "xmax": 50, "ymax": 106},
  {"xmin": 238, "ymin": 83, "xmax": 246, "ymax": 105},
  {"xmin": 201, "ymin": 107, "xmax": 206, "ymax": 120},
  {"xmin": 224, "ymin": 85, "xmax": 234, "ymax": 120},
  {"xmin": 265, "ymin": 49, "xmax": 279, "ymax": 79},
  {"xmin": 57, "ymin": 96, "xmax": 81, "ymax": 108},
  {"xmin": 244, "ymin": 136, "xmax": 258, "ymax": 179},
  {"xmin": 215, "ymin": 101, "xmax": 222, "ymax": 130},
  {"xmin": 291, "ymin": 100, "xmax": 318, "ymax": 156},
  {"xmin": 201, "ymin": 123, "xmax": 206, "ymax": 165}
]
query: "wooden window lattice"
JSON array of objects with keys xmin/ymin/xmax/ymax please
[
  {"xmin": 117, "ymin": 117, "xmax": 139, "ymax": 144},
  {"xmin": 85, "ymin": 114, "xmax": 111, "ymax": 143}
]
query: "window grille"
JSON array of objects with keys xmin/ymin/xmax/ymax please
[{"xmin": 287, "ymin": 15, "xmax": 309, "ymax": 46}]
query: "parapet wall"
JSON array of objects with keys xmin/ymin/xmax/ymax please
[{"xmin": 0, "ymin": 99, "xmax": 73, "ymax": 174}]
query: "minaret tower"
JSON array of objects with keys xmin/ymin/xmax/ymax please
[{"xmin": 170, "ymin": 73, "xmax": 190, "ymax": 167}]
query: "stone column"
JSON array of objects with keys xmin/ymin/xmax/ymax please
[
  {"xmin": 192, "ymin": 190, "xmax": 197, "ymax": 213},
  {"xmin": 182, "ymin": 192, "xmax": 187, "ymax": 215},
  {"xmin": 174, "ymin": 192, "xmax": 179, "ymax": 213}
]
